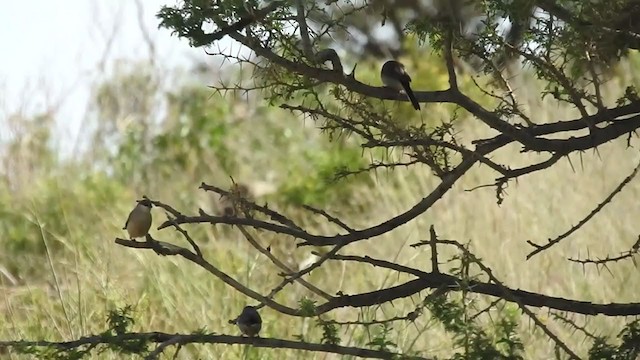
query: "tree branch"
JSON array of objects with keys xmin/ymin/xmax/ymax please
[
  {"xmin": 115, "ymin": 238, "xmax": 300, "ymax": 316},
  {"xmin": 295, "ymin": 0, "xmax": 314, "ymax": 61},
  {"xmin": 0, "ymin": 332, "xmax": 427, "ymax": 360},
  {"xmin": 237, "ymin": 225, "xmax": 333, "ymax": 300},
  {"xmin": 157, "ymin": 156, "xmax": 479, "ymax": 248},
  {"xmin": 527, "ymin": 157, "xmax": 640, "ymax": 259}
]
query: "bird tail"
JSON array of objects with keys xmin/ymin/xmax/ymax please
[{"xmin": 403, "ymin": 85, "xmax": 421, "ymax": 110}]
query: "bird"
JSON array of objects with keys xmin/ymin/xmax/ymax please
[
  {"xmin": 380, "ymin": 60, "xmax": 421, "ymax": 110},
  {"xmin": 220, "ymin": 183, "xmax": 251, "ymax": 217},
  {"xmin": 123, "ymin": 198, "xmax": 153, "ymax": 240},
  {"xmin": 235, "ymin": 306, "xmax": 262, "ymax": 337}
]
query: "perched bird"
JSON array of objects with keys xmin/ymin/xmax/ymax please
[
  {"xmin": 380, "ymin": 60, "xmax": 421, "ymax": 110},
  {"xmin": 123, "ymin": 199, "xmax": 153, "ymax": 240},
  {"xmin": 235, "ymin": 306, "xmax": 262, "ymax": 337},
  {"xmin": 220, "ymin": 183, "xmax": 252, "ymax": 217}
]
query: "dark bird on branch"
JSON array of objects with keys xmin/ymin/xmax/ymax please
[
  {"xmin": 381, "ymin": 60, "xmax": 421, "ymax": 110},
  {"xmin": 235, "ymin": 306, "xmax": 262, "ymax": 337}
]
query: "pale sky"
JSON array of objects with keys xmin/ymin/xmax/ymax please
[{"xmin": 0, "ymin": 0, "xmax": 204, "ymax": 154}]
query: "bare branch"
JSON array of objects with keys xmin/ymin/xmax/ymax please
[
  {"xmin": 444, "ymin": 30, "xmax": 458, "ymax": 90},
  {"xmin": 114, "ymin": 237, "xmax": 300, "ymax": 316},
  {"xmin": 296, "ymin": 0, "xmax": 314, "ymax": 61},
  {"xmin": 428, "ymin": 225, "xmax": 440, "ymax": 274},
  {"xmin": 301, "ymin": 204, "xmax": 355, "ymax": 233},
  {"xmin": 527, "ymin": 158, "xmax": 640, "ymax": 259},
  {"xmin": 328, "ymin": 247, "xmax": 640, "ymax": 317},
  {"xmin": 199, "ymin": 182, "xmax": 303, "ymax": 231},
  {"xmin": 142, "ymin": 196, "xmax": 203, "ymax": 257},
  {"xmin": 150, "ymin": 155, "xmax": 479, "ymax": 249},
  {"xmin": 237, "ymin": 225, "xmax": 333, "ymax": 300}
]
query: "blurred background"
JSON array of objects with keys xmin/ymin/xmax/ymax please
[{"xmin": 2, "ymin": 1, "xmax": 640, "ymax": 359}]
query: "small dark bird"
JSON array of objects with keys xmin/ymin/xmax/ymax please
[
  {"xmin": 380, "ymin": 60, "xmax": 421, "ymax": 110},
  {"xmin": 235, "ymin": 306, "xmax": 262, "ymax": 337},
  {"xmin": 123, "ymin": 199, "xmax": 153, "ymax": 240}
]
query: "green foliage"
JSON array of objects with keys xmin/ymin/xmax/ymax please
[
  {"xmin": 157, "ymin": 0, "xmax": 288, "ymax": 48},
  {"xmin": 588, "ymin": 320, "xmax": 640, "ymax": 359},
  {"xmin": 427, "ymin": 295, "xmax": 524, "ymax": 360},
  {"xmin": 10, "ymin": 306, "xmax": 149, "ymax": 359},
  {"xmin": 107, "ymin": 306, "xmax": 135, "ymax": 336},
  {"xmin": 366, "ymin": 323, "xmax": 397, "ymax": 353},
  {"xmin": 318, "ymin": 321, "xmax": 340, "ymax": 345},
  {"xmin": 279, "ymin": 141, "xmax": 367, "ymax": 206},
  {"xmin": 151, "ymin": 86, "xmax": 234, "ymax": 175},
  {"xmin": 298, "ymin": 298, "xmax": 317, "ymax": 316},
  {"xmin": 589, "ymin": 338, "xmax": 618, "ymax": 360}
]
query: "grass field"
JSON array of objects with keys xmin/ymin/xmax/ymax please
[{"xmin": 2, "ymin": 54, "xmax": 640, "ymax": 359}]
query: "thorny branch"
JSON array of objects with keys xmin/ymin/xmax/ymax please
[
  {"xmin": 568, "ymin": 235, "xmax": 640, "ymax": 266},
  {"xmin": 158, "ymin": 156, "xmax": 480, "ymax": 247},
  {"xmin": 215, "ymin": 25, "xmax": 640, "ymax": 156},
  {"xmin": 116, "ymin": 225, "xmax": 640, "ymax": 318},
  {"xmin": 237, "ymin": 225, "xmax": 333, "ymax": 300},
  {"xmin": 0, "ymin": 333, "xmax": 424, "ymax": 360},
  {"xmin": 527, "ymin": 158, "xmax": 640, "ymax": 259},
  {"xmin": 411, "ymin": 236, "xmax": 580, "ymax": 360}
]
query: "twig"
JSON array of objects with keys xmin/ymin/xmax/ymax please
[
  {"xmin": 527, "ymin": 158, "xmax": 640, "ymax": 259},
  {"xmin": 145, "ymin": 335, "xmax": 181, "ymax": 360},
  {"xmin": 497, "ymin": 152, "xmax": 564, "ymax": 181},
  {"xmin": 326, "ymin": 253, "xmax": 437, "ymax": 279},
  {"xmin": 428, "ymin": 225, "xmax": 440, "ymax": 273},
  {"xmin": 568, "ymin": 235, "xmax": 640, "ymax": 265},
  {"xmin": 424, "ymin": 234, "xmax": 580, "ymax": 360},
  {"xmin": 296, "ymin": 0, "xmax": 314, "ymax": 61},
  {"xmin": 551, "ymin": 312, "xmax": 599, "ymax": 340},
  {"xmin": 142, "ymin": 196, "xmax": 202, "ymax": 257},
  {"xmin": 115, "ymin": 238, "xmax": 300, "ymax": 316},
  {"xmin": 237, "ymin": 226, "xmax": 333, "ymax": 300},
  {"xmin": 584, "ymin": 49, "xmax": 605, "ymax": 110},
  {"xmin": 301, "ymin": 204, "xmax": 355, "ymax": 232},
  {"xmin": 443, "ymin": 29, "xmax": 458, "ymax": 90},
  {"xmin": 260, "ymin": 241, "xmax": 348, "ymax": 307},
  {"xmin": 199, "ymin": 182, "xmax": 303, "ymax": 231}
]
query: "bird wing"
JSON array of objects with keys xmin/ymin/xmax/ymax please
[
  {"xmin": 399, "ymin": 80, "xmax": 421, "ymax": 110},
  {"xmin": 400, "ymin": 70, "xmax": 412, "ymax": 84},
  {"xmin": 248, "ymin": 312, "xmax": 262, "ymax": 324},
  {"xmin": 123, "ymin": 211, "xmax": 133, "ymax": 230}
]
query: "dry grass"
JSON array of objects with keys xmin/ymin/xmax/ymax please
[{"xmin": 2, "ymin": 57, "xmax": 640, "ymax": 360}]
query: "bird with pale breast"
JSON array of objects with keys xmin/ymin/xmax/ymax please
[
  {"xmin": 123, "ymin": 198, "xmax": 153, "ymax": 240},
  {"xmin": 380, "ymin": 60, "xmax": 421, "ymax": 110},
  {"xmin": 235, "ymin": 306, "xmax": 262, "ymax": 337}
]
